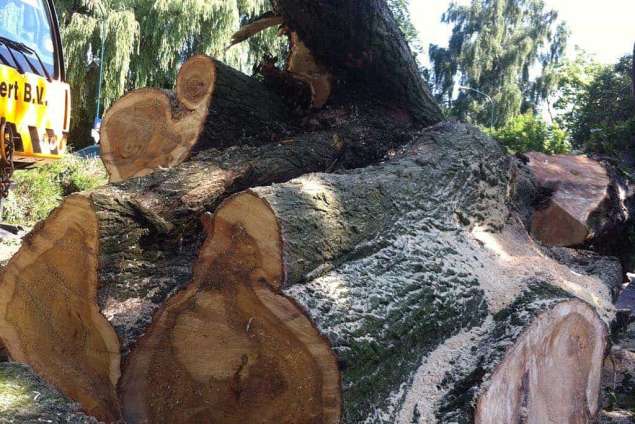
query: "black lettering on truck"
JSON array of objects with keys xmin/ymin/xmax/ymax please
[
  {"xmin": 24, "ymin": 83, "xmax": 31, "ymax": 103},
  {"xmin": 36, "ymin": 86, "xmax": 44, "ymax": 105}
]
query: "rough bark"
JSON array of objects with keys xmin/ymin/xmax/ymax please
[
  {"xmin": 0, "ymin": 116, "xmax": 415, "ymax": 422},
  {"xmin": 273, "ymin": 0, "xmax": 443, "ymax": 126},
  {"xmin": 118, "ymin": 123, "xmax": 613, "ymax": 423},
  {"xmin": 101, "ymin": 55, "xmax": 292, "ymax": 182},
  {"xmin": 0, "ymin": 0, "xmax": 618, "ymax": 420},
  {"xmin": 0, "ymin": 363, "xmax": 99, "ymax": 423}
]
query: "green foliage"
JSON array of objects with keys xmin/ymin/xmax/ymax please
[
  {"xmin": 554, "ymin": 53, "xmax": 635, "ymax": 154},
  {"xmin": 2, "ymin": 156, "xmax": 107, "ymax": 225},
  {"xmin": 387, "ymin": 0, "xmax": 421, "ymax": 54},
  {"xmin": 485, "ymin": 112, "xmax": 571, "ymax": 154},
  {"xmin": 429, "ymin": 0, "xmax": 569, "ymax": 127}
]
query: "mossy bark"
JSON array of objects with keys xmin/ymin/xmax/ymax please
[
  {"xmin": 238, "ymin": 123, "xmax": 507, "ymax": 421},
  {"xmin": 230, "ymin": 123, "xmax": 611, "ymax": 423}
]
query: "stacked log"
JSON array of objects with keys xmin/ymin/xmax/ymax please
[
  {"xmin": 524, "ymin": 152, "xmax": 618, "ymax": 247},
  {"xmin": 0, "ymin": 123, "xmax": 615, "ymax": 423},
  {"xmin": 100, "ymin": 56, "xmax": 293, "ymax": 183},
  {"xmin": 0, "ymin": 1, "xmax": 619, "ymax": 423}
]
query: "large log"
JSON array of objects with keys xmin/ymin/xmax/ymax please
[
  {"xmin": 0, "ymin": 118, "xmax": 416, "ymax": 422},
  {"xmin": 524, "ymin": 152, "xmax": 615, "ymax": 247},
  {"xmin": 101, "ymin": 0, "xmax": 443, "ymax": 183},
  {"xmin": 100, "ymin": 55, "xmax": 292, "ymax": 182},
  {"xmin": 115, "ymin": 123, "xmax": 613, "ymax": 422},
  {"xmin": 273, "ymin": 0, "xmax": 443, "ymax": 126}
]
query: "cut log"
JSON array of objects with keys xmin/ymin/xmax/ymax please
[
  {"xmin": 102, "ymin": 0, "xmax": 443, "ymax": 184},
  {"xmin": 0, "ymin": 119, "xmax": 412, "ymax": 421},
  {"xmin": 0, "ymin": 0, "xmax": 614, "ymax": 420},
  {"xmin": 525, "ymin": 152, "xmax": 613, "ymax": 247},
  {"xmin": 0, "ymin": 363, "xmax": 99, "ymax": 423},
  {"xmin": 273, "ymin": 0, "xmax": 443, "ymax": 126},
  {"xmin": 118, "ymin": 123, "xmax": 613, "ymax": 423},
  {"xmin": 0, "ymin": 194, "xmax": 121, "ymax": 422},
  {"xmin": 436, "ymin": 285, "xmax": 607, "ymax": 424},
  {"xmin": 100, "ymin": 55, "xmax": 292, "ymax": 182}
]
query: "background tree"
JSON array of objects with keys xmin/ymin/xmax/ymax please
[
  {"xmin": 387, "ymin": 0, "xmax": 421, "ymax": 54},
  {"xmin": 429, "ymin": 0, "xmax": 569, "ymax": 127},
  {"xmin": 554, "ymin": 53, "xmax": 634, "ymax": 155},
  {"xmin": 485, "ymin": 112, "xmax": 569, "ymax": 154}
]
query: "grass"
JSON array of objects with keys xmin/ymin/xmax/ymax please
[
  {"xmin": 2, "ymin": 155, "xmax": 108, "ymax": 226},
  {"xmin": 0, "ymin": 371, "xmax": 30, "ymax": 414}
]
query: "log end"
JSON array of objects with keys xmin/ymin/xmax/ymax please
[
  {"xmin": 531, "ymin": 203, "xmax": 590, "ymax": 247},
  {"xmin": 176, "ymin": 55, "xmax": 217, "ymax": 111},
  {"xmin": 526, "ymin": 152, "xmax": 610, "ymax": 247},
  {"xmin": 100, "ymin": 88, "xmax": 204, "ymax": 183},
  {"xmin": 0, "ymin": 195, "xmax": 121, "ymax": 422},
  {"xmin": 198, "ymin": 192, "xmax": 285, "ymax": 290},
  {"xmin": 475, "ymin": 300, "xmax": 607, "ymax": 423},
  {"xmin": 120, "ymin": 191, "xmax": 341, "ymax": 423}
]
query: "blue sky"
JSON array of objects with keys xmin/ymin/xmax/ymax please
[{"xmin": 410, "ymin": 0, "xmax": 635, "ymax": 65}]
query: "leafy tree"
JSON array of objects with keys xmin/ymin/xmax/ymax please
[
  {"xmin": 486, "ymin": 112, "xmax": 570, "ymax": 154},
  {"xmin": 387, "ymin": 0, "xmax": 421, "ymax": 53},
  {"xmin": 429, "ymin": 0, "xmax": 569, "ymax": 127},
  {"xmin": 554, "ymin": 53, "xmax": 634, "ymax": 155}
]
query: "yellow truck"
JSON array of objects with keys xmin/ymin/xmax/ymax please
[{"xmin": 0, "ymin": 0, "xmax": 70, "ymax": 197}]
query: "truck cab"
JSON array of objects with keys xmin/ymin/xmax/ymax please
[{"xmin": 0, "ymin": 0, "xmax": 70, "ymax": 175}]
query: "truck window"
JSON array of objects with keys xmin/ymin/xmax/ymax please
[{"xmin": 0, "ymin": 0, "xmax": 56, "ymax": 77}]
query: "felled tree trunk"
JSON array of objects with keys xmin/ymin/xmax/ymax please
[
  {"xmin": 100, "ymin": 0, "xmax": 443, "ymax": 184},
  {"xmin": 3, "ymin": 120, "xmax": 612, "ymax": 423},
  {"xmin": 0, "ymin": 117, "xmax": 421, "ymax": 422},
  {"xmin": 0, "ymin": 0, "xmax": 617, "ymax": 422},
  {"xmin": 100, "ymin": 56, "xmax": 293, "ymax": 182},
  {"xmin": 0, "ymin": 123, "xmax": 615, "ymax": 423}
]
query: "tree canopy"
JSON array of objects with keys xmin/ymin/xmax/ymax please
[
  {"xmin": 429, "ymin": 0, "xmax": 568, "ymax": 127},
  {"xmin": 554, "ymin": 52, "xmax": 634, "ymax": 155}
]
